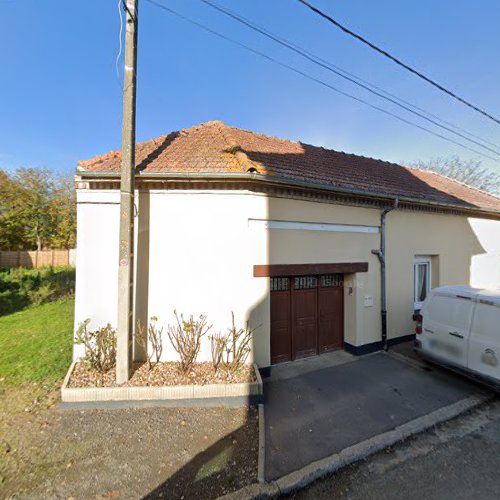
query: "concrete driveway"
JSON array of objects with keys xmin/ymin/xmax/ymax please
[{"xmin": 264, "ymin": 348, "xmax": 488, "ymax": 480}]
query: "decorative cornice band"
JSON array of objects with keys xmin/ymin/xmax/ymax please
[{"xmin": 74, "ymin": 177, "xmax": 500, "ymax": 221}]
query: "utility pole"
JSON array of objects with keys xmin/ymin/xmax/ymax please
[{"xmin": 117, "ymin": 0, "xmax": 139, "ymax": 384}]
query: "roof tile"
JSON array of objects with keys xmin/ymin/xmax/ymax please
[{"xmin": 78, "ymin": 120, "xmax": 500, "ymax": 211}]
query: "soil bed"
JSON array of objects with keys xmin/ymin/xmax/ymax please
[
  {"xmin": 68, "ymin": 361, "xmax": 257, "ymax": 388},
  {"xmin": 0, "ymin": 384, "xmax": 258, "ymax": 499}
]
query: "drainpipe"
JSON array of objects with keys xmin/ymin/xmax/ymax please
[{"xmin": 372, "ymin": 198, "xmax": 399, "ymax": 351}]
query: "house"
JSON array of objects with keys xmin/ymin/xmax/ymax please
[{"xmin": 73, "ymin": 120, "xmax": 500, "ymax": 369}]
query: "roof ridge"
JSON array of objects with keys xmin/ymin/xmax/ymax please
[
  {"xmin": 214, "ymin": 121, "xmax": 265, "ymax": 174},
  {"xmin": 221, "ymin": 122, "xmax": 301, "ymax": 146}
]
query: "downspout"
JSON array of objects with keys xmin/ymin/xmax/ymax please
[{"xmin": 372, "ymin": 197, "xmax": 399, "ymax": 351}]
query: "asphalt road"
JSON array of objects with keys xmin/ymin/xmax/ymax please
[
  {"xmin": 265, "ymin": 352, "xmax": 482, "ymax": 480},
  {"xmin": 287, "ymin": 398, "xmax": 500, "ymax": 500}
]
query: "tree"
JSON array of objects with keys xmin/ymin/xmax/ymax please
[
  {"xmin": 49, "ymin": 173, "xmax": 76, "ymax": 249},
  {"xmin": 0, "ymin": 167, "xmax": 76, "ymax": 250},
  {"xmin": 411, "ymin": 157, "xmax": 500, "ymax": 196}
]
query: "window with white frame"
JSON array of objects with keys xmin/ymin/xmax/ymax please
[{"xmin": 414, "ymin": 256, "xmax": 431, "ymax": 310}]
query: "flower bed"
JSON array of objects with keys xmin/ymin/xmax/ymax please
[
  {"xmin": 65, "ymin": 311, "xmax": 262, "ymax": 405},
  {"xmin": 68, "ymin": 361, "xmax": 256, "ymax": 388},
  {"xmin": 61, "ymin": 362, "xmax": 263, "ymax": 404}
]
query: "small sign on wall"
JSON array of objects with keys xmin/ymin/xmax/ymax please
[{"xmin": 364, "ymin": 294, "xmax": 374, "ymax": 307}]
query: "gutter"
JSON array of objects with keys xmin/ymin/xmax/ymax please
[
  {"xmin": 76, "ymin": 170, "xmax": 500, "ymax": 218},
  {"xmin": 372, "ymin": 198, "xmax": 399, "ymax": 351}
]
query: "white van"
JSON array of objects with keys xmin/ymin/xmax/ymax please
[{"xmin": 415, "ymin": 285, "xmax": 500, "ymax": 386}]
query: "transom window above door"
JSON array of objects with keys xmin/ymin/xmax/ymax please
[
  {"xmin": 321, "ymin": 274, "xmax": 343, "ymax": 288},
  {"xmin": 294, "ymin": 276, "xmax": 318, "ymax": 289},
  {"xmin": 271, "ymin": 277, "xmax": 289, "ymax": 292}
]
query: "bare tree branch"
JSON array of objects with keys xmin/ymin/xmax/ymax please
[{"xmin": 411, "ymin": 156, "xmax": 500, "ymax": 196}]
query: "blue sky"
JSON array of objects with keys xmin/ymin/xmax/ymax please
[{"xmin": 1, "ymin": 0, "xmax": 499, "ymax": 175}]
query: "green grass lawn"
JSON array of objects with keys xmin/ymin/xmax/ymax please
[{"xmin": 0, "ymin": 298, "xmax": 74, "ymax": 385}]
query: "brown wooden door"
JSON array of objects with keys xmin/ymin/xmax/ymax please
[
  {"xmin": 270, "ymin": 278, "xmax": 291, "ymax": 364},
  {"xmin": 270, "ymin": 274, "xmax": 344, "ymax": 364},
  {"xmin": 292, "ymin": 276, "xmax": 318, "ymax": 359},
  {"xmin": 318, "ymin": 275, "xmax": 344, "ymax": 352}
]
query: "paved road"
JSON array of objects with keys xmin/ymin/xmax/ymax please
[{"xmin": 287, "ymin": 399, "xmax": 500, "ymax": 500}]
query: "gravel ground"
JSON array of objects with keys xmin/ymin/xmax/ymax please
[
  {"xmin": 0, "ymin": 384, "xmax": 258, "ymax": 499},
  {"xmin": 69, "ymin": 362, "xmax": 256, "ymax": 388}
]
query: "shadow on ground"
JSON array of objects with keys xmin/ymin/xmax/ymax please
[
  {"xmin": 0, "ymin": 390, "xmax": 258, "ymax": 500},
  {"xmin": 264, "ymin": 349, "xmax": 490, "ymax": 480}
]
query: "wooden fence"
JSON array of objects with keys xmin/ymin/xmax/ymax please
[{"xmin": 0, "ymin": 249, "xmax": 76, "ymax": 269}]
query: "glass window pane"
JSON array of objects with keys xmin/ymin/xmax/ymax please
[
  {"xmin": 294, "ymin": 276, "xmax": 317, "ymax": 289},
  {"xmin": 320, "ymin": 274, "xmax": 343, "ymax": 287},
  {"xmin": 271, "ymin": 277, "xmax": 289, "ymax": 292},
  {"xmin": 415, "ymin": 263, "xmax": 428, "ymax": 302}
]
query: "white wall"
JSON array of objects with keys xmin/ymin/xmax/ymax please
[
  {"xmin": 73, "ymin": 190, "xmax": 120, "ymax": 360},
  {"xmin": 145, "ymin": 190, "xmax": 269, "ymax": 365},
  {"xmin": 468, "ymin": 218, "xmax": 500, "ymax": 290},
  {"xmin": 73, "ymin": 188, "xmax": 500, "ymax": 367},
  {"xmin": 74, "ymin": 189, "xmax": 380, "ymax": 366}
]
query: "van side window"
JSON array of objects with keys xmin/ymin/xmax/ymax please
[{"xmin": 414, "ymin": 257, "xmax": 431, "ymax": 310}]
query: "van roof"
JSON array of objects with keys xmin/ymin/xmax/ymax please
[{"xmin": 431, "ymin": 285, "xmax": 500, "ymax": 304}]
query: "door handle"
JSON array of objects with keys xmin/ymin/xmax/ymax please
[{"xmin": 448, "ymin": 330, "xmax": 464, "ymax": 339}]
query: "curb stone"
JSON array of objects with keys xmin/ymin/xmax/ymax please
[
  {"xmin": 258, "ymin": 404, "xmax": 266, "ymax": 483},
  {"xmin": 217, "ymin": 393, "xmax": 493, "ymax": 499}
]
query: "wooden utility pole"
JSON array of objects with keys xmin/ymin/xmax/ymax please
[{"xmin": 117, "ymin": 0, "xmax": 139, "ymax": 384}]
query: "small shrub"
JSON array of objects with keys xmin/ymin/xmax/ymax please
[
  {"xmin": 136, "ymin": 316, "xmax": 164, "ymax": 370},
  {"xmin": 0, "ymin": 289, "xmax": 29, "ymax": 315},
  {"xmin": 0, "ymin": 265, "xmax": 75, "ymax": 315},
  {"xmin": 209, "ymin": 332, "xmax": 227, "ymax": 372},
  {"xmin": 75, "ymin": 319, "xmax": 117, "ymax": 372},
  {"xmin": 167, "ymin": 311, "xmax": 211, "ymax": 374},
  {"xmin": 209, "ymin": 312, "xmax": 257, "ymax": 373},
  {"xmin": 28, "ymin": 282, "xmax": 54, "ymax": 306}
]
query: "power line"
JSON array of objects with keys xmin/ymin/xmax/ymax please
[
  {"xmin": 115, "ymin": 0, "xmax": 124, "ymax": 90},
  {"xmin": 143, "ymin": 0, "xmax": 500, "ymax": 164},
  {"xmin": 200, "ymin": 0, "xmax": 500, "ymax": 156},
  {"xmin": 296, "ymin": 0, "xmax": 500, "ymax": 126}
]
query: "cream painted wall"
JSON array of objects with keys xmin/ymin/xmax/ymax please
[
  {"xmin": 265, "ymin": 197, "xmax": 382, "ymax": 347},
  {"xmin": 74, "ymin": 188, "xmax": 500, "ymax": 367},
  {"xmin": 385, "ymin": 211, "xmax": 497, "ymax": 341}
]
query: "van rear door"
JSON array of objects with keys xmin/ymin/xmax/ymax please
[
  {"xmin": 423, "ymin": 291, "xmax": 474, "ymax": 367},
  {"xmin": 467, "ymin": 293, "xmax": 500, "ymax": 381}
]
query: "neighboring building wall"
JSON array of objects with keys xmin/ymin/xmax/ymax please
[
  {"xmin": 73, "ymin": 188, "xmax": 499, "ymax": 367},
  {"xmin": 468, "ymin": 218, "xmax": 500, "ymax": 290}
]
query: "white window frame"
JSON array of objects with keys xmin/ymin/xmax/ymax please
[{"xmin": 414, "ymin": 256, "xmax": 432, "ymax": 310}]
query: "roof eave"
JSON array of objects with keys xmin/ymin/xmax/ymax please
[{"xmin": 75, "ymin": 170, "xmax": 500, "ymax": 218}]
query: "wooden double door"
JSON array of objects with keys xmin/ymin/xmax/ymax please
[{"xmin": 270, "ymin": 274, "xmax": 344, "ymax": 364}]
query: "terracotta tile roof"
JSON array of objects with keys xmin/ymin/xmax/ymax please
[{"xmin": 78, "ymin": 120, "xmax": 500, "ymax": 212}]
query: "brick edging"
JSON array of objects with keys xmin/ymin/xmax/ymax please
[{"xmin": 61, "ymin": 362, "xmax": 263, "ymax": 404}]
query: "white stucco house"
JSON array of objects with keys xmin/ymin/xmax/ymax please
[{"xmin": 73, "ymin": 120, "xmax": 500, "ymax": 371}]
